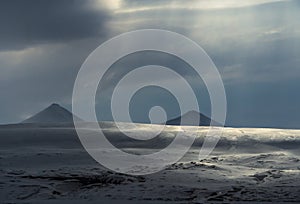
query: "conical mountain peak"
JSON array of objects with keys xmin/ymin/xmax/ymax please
[
  {"xmin": 166, "ymin": 110, "xmax": 220, "ymax": 126},
  {"xmin": 22, "ymin": 103, "xmax": 81, "ymax": 124}
]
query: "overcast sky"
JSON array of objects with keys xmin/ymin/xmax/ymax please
[{"xmin": 1, "ymin": 0, "xmax": 300, "ymax": 128}]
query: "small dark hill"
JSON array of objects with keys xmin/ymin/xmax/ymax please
[
  {"xmin": 22, "ymin": 103, "xmax": 82, "ymax": 124},
  {"xmin": 166, "ymin": 111, "xmax": 220, "ymax": 126}
]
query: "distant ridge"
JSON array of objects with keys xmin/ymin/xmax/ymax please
[
  {"xmin": 22, "ymin": 103, "xmax": 82, "ymax": 124},
  {"xmin": 166, "ymin": 111, "xmax": 220, "ymax": 126}
]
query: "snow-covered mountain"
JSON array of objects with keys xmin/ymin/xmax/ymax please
[{"xmin": 22, "ymin": 103, "xmax": 81, "ymax": 124}]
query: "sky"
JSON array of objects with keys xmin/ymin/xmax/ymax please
[{"xmin": 0, "ymin": 0, "xmax": 300, "ymax": 129}]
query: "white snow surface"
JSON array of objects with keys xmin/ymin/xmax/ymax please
[{"xmin": 1, "ymin": 122, "xmax": 300, "ymax": 203}]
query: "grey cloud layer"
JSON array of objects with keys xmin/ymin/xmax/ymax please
[{"xmin": 0, "ymin": 0, "xmax": 110, "ymax": 50}]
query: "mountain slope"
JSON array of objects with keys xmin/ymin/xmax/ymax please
[
  {"xmin": 166, "ymin": 111, "xmax": 220, "ymax": 126},
  {"xmin": 22, "ymin": 103, "xmax": 82, "ymax": 124}
]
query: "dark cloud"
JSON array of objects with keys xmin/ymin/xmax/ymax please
[{"xmin": 0, "ymin": 0, "xmax": 110, "ymax": 50}]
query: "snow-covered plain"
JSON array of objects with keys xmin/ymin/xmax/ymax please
[{"xmin": 1, "ymin": 122, "xmax": 300, "ymax": 203}]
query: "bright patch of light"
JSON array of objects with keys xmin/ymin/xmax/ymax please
[
  {"xmin": 192, "ymin": 0, "xmax": 289, "ymax": 10},
  {"xmin": 116, "ymin": 0, "xmax": 289, "ymax": 13},
  {"xmin": 95, "ymin": 0, "xmax": 121, "ymax": 10}
]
